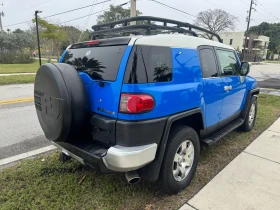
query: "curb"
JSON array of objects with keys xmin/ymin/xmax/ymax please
[
  {"xmin": 0, "ymin": 73, "xmax": 36, "ymax": 77},
  {"xmin": 0, "ymin": 145, "xmax": 57, "ymax": 166}
]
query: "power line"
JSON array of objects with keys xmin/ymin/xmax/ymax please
[
  {"xmin": 60, "ymin": 2, "xmax": 128, "ymax": 25},
  {"xmin": 202, "ymin": 0, "xmax": 275, "ymax": 26},
  {"xmin": 8, "ymin": 0, "xmax": 52, "ymax": 16},
  {"xmin": 238, "ymin": 0, "xmax": 249, "ymax": 6},
  {"xmin": 43, "ymin": 0, "xmax": 112, "ymax": 19},
  {"xmin": 236, "ymin": 0, "xmax": 276, "ymax": 24},
  {"xmin": 253, "ymin": 7, "xmax": 271, "ymax": 19},
  {"xmin": 237, "ymin": 0, "xmax": 266, "ymax": 22},
  {"xmin": 3, "ymin": 0, "xmax": 113, "ymax": 28},
  {"xmin": 149, "ymin": 0, "xmax": 197, "ymax": 18},
  {"xmin": 78, "ymin": 0, "xmax": 98, "ymax": 42},
  {"xmin": 3, "ymin": 20, "xmax": 31, "ymax": 28},
  {"xmin": 148, "ymin": 0, "xmax": 193, "ymax": 20},
  {"xmin": 200, "ymin": 0, "xmax": 246, "ymax": 18},
  {"xmin": 256, "ymin": 1, "xmax": 280, "ymax": 21}
]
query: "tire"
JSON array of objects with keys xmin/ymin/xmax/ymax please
[
  {"xmin": 159, "ymin": 125, "xmax": 200, "ymax": 194},
  {"xmin": 34, "ymin": 63, "xmax": 89, "ymax": 142},
  {"xmin": 240, "ymin": 96, "xmax": 258, "ymax": 132}
]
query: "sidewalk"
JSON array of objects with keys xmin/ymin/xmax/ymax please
[
  {"xmin": 0, "ymin": 84, "xmax": 34, "ymax": 101},
  {"xmin": 0, "ymin": 73, "xmax": 36, "ymax": 76},
  {"xmin": 180, "ymin": 118, "xmax": 280, "ymax": 210}
]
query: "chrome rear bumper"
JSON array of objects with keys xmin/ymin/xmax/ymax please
[
  {"xmin": 102, "ymin": 143, "xmax": 157, "ymax": 172},
  {"xmin": 53, "ymin": 141, "xmax": 157, "ymax": 172}
]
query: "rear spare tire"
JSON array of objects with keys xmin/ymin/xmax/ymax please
[{"xmin": 34, "ymin": 63, "xmax": 88, "ymax": 142}]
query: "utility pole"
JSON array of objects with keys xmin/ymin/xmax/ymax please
[
  {"xmin": 35, "ymin": 10, "xmax": 42, "ymax": 66},
  {"xmin": 0, "ymin": 3, "xmax": 3, "ymax": 32},
  {"xmin": 0, "ymin": 14, "xmax": 3, "ymax": 32},
  {"xmin": 130, "ymin": 0, "xmax": 136, "ymax": 25},
  {"xmin": 242, "ymin": 0, "xmax": 254, "ymax": 61}
]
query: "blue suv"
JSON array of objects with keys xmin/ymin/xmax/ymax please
[{"xmin": 34, "ymin": 17, "xmax": 259, "ymax": 194}]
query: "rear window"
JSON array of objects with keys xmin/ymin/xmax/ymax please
[
  {"xmin": 123, "ymin": 45, "xmax": 172, "ymax": 83},
  {"xmin": 62, "ymin": 45, "xmax": 126, "ymax": 81}
]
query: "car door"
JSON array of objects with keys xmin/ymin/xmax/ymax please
[
  {"xmin": 199, "ymin": 46, "xmax": 224, "ymax": 132},
  {"xmin": 215, "ymin": 49, "xmax": 246, "ymax": 125}
]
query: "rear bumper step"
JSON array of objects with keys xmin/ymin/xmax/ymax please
[{"xmin": 53, "ymin": 141, "xmax": 157, "ymax": 172}]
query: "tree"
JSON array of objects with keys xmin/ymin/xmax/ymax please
[
  {"xmin": 61, "ymin": 26, "xmax": 92, "ymax": 51},
  {"xmin": 249, "ymin": 22, "xmax": 270, "ymax": 35},
  {"xmin": 0, "ymin": 31, "xmax": 36, "ymax": 64},
  {"xmin": 62, "ymin": 26, "xmax": 91, "ymax": 45},
  {"xmin": 62, "ymin": 26, "xmax": 81, "ymax": 45},
  {"xmin": 33, "ymin": 17, "xmax": 66, "ymax": 61},
  {"xmin": 194, "ymin": 9, "xmax": 238, "ymax": 40},
  {"xmin": 276, "ymin": 45, "xmax": 280, "ymax": 54},
  {"xmin": 13, "ymin": 28, "xmax": 24, "ymax": 34},
  {"xmin": 97, "ymin": 5, "xmax": 142, "ymax": 24}
]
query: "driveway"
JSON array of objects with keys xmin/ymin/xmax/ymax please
[{"xmin": 250, "ymin": 63, "xmax": 280, "ymax": 89}]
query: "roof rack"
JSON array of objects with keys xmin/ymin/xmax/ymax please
[{"xmin": 91, "ymin": 16, "xmax": 222, "ymax": 43}]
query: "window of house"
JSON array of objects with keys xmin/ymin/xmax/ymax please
[
  {"xmin": 199, "ymin": 48, "xmax": 218, "ymax": 78},
  {"xmin": 230, "ymin": 39, "xmax": 233, "ymax": 45}
]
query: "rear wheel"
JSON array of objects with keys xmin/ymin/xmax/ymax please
[
  {"xmin": 159, "ymin": 125, "xmax": 200, "ymax": 194},
  {"xmin": 240, "ymin": 96, "xmax": 258, "ymax": 132}
]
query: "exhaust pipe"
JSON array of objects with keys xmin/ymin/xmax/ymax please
[{"xmin": 125, "ymin": 171, "xmax": 141, "ymax": 184}]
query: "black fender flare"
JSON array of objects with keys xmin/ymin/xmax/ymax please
[
  {"xmin": 138, "ymin": 108, "xmax": 205, "ymax": 182},
  {"xmin": 240, "ymin": 88, "xmax": 260, "ymax": 119}
]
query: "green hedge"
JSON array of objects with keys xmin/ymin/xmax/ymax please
[{"xmin": 0, "ymin": 52, "xmax": 34, "ymax": 64}]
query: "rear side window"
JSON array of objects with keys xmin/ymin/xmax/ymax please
[
  {"xmin": 62, "ymin": 45, "xmax": 126, "ymax": 81},
  {"xmin": 199, "ymin": 48, "xmax": 218, "ymax": 78},
  {"xmin": 123, "ymin": 45, "xmax": 172, "ymax": 83}
]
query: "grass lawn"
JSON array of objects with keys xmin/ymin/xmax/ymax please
[
  {"xmin": 0, "ymin": 94, "xmax": 280, "ymax": 210},
  {"xmin": 265, "ymin": 60, "xmax": 280, "ymax": 64},
  {"xmin": 0, "ymin": 60, "xmax": 47, "ymax": 74},
  {"xmin": 0, "ymin": 75, "xmax": 36, "ymax": 85}
]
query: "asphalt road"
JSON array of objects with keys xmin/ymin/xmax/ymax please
[
  {"xmin": 249, "ymin": 63, "xmax": 280, "ymax": 89},
  {"xmin": 0, "ymin": 84, "xmax": 51, "ymax": 160},
  {"xmin": 0, "ymin": 63, "xmax": 279, "ymax": 162}
]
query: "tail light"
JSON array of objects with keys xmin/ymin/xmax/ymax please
[
  {"xmin": 119, "ymin": 94, "xmax": 155, "ymax": 113},
  {"xmin": 86, "ymin": 40, "xmax": 99, "ymax": 45}
]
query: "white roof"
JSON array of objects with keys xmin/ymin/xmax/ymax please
[{"xmin": 132, "ymin": 34, "xmax": 234, "ymax": 50}]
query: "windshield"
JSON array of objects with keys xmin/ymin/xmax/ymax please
[{"xmin": 62, "ymin": 45, "xmax": 127, "ymax": 81}]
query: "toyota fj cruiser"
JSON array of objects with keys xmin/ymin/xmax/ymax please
[{"xmin": 34, "ymin": 16, "xmax": 259, "ymax": 194}]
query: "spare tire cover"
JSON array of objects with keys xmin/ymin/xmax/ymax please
[{"xmin": 34, "ymin": 63, "xmax": 88, "ymax": 142}]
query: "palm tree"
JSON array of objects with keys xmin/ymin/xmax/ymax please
[{"xmin": 153, "ymin": 63, "xmax": 172, "ymax": 82}]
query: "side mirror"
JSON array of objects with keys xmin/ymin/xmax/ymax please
[{"xmin": 240, "ymin": 62, "xmax": 250, "ymax": 76}]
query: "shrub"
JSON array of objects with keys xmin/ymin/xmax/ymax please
[{"xmin": 0, "ymin": 31, "xmax": 36, "ymax": 64}]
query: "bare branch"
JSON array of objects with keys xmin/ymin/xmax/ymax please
[{"xmin": 194, "ymin": 9, "xmax": 238, "ymax": 40}]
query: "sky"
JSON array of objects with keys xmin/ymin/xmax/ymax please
[{"xmin": 1, "ymin": 0, "xmax": 280, "ymax": 32}]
